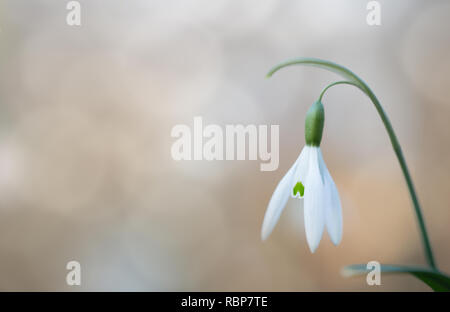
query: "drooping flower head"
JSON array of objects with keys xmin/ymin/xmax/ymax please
[{"xmin": 261, "ymin": 100, "xmax": 342, "ymax": 253}]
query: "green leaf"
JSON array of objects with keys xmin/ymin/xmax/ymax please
[{"xmin": 342, "ymin": 264, "xmax": 450, "ymax": 292}]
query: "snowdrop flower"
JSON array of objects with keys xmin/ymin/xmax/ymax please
[{"xmin": 261, "ymin": 100, "xmax": 342, "ymax": 253}]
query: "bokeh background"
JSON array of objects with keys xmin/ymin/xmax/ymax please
[{"xmin": 0, "ymin": 0, "xmax": 449, "ymax": 291}]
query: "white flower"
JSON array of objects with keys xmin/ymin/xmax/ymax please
[{"xmin": 261, "ymin": 145, "xmax": 342, "ymax": 253}]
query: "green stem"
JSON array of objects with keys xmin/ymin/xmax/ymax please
[
  {"xmin": 268, "ymin": 58, "xmax": 437, "ymax": 269},
  {"xmin": 318, "ymin": 81, "xmax": 360, "ymax": 102}
]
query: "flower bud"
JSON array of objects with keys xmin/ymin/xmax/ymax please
[{"xmin": 305, "ymin": 100, "xmax": 324, "ymax": 146}]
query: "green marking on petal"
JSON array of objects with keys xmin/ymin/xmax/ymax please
[{"xmin": 293, "ymin": 182, "xmax": 305, "ymax": 197}]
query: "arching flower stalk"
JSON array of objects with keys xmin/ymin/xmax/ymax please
[{"xmin": 263, "ymin": 57, "xmax": 450, "ymax": 291}]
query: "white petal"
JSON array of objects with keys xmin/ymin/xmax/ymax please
[
  {"xmin": 318, "ymin": 149, "xmax": 343, "ymax": 246},
  {"xmin": 303, "ymin": 147, "xmax": 326, "ymax": 253},
  {"xmin": 261, "ymin": 151, "xmax": 303, "ymax": 241},
  {"xmin": 291, "ymin": 146, "xmax": 311, "ymax": 198}
]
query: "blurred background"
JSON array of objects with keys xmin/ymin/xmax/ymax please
[{"xmin": 0, "ymin": 0, "xmax": 449, "ymax": 291}]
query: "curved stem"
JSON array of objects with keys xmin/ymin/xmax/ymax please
[
  {"xmin": 318, "ymin": 81, "xmax": 360, "ymax": 102},
  {"xmin": 268, "ymin": 58, "xmax": 437, "ymax": 269}
]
